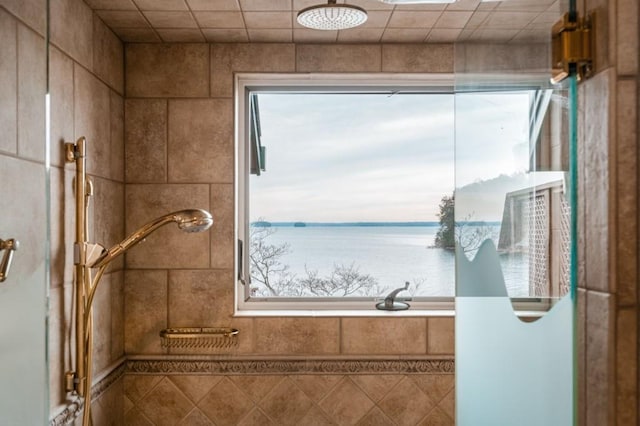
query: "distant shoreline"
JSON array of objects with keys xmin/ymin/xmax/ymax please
[{"xmin": 251, "ymin": 221, "xmax": 501, "ymax": 227}]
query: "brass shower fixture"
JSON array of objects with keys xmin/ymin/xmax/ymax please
[{"xmin": 64, "ymin": 137, "xmax": 213, "ymax": 426}]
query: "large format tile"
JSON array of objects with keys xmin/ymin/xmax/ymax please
[
  {"xmin": 253, "ymin": 317, "xmax": 339, "ymax": 355},
  {"xmin": 17, "ymin": 23, "xmax": 46, "ymax": 161},
  {"xmin": 382, "ymin": 44, "xmax": 453, "ymax": 72},
  {"xmin": 50, "ymin": 0, "xmax": 93, "ymax": 69},
  {"xmin": 197, "ymin": 377, "xmax": 254, "ymax": 425},
  {"xmin": 124, "ymin": 270, "xmax": 168, "ymax": 354},
  {"xmin": 124, "ymin": 184, "xmax": 211, "ymax": 268},
  {"xmin": 168, "ymin": 269, "xmax": 235, "ymax": 325},
  {"xmin": 126, "ymin": 43, "xmax": 209, "ymax": 98},
  {"xmin": 0, "ymin": 9, "xmax": 17, "ymax": 154},
  {"xmin": 296, "ymin": 44, "xmax": 381, "ymax": 72},
  {"xmin": 48, "ymin": 47, "xmax": 74, "ymax": 167},
  {"xmin": 1, "ymin": 0, "xmax": 47, "ymax": 35},
  {"xmin": 210, "ymin": 43, "xmax": 295, "ymax": 97},
  {"xmin": 427, "ymin": 317, "xmax": 454, "ymax": 355},
  {"xmin": 91, "ymin": 177, "xmax": 125, "ymax": 271},
  {"xmin": 93, "ymin": 15, "xmax": 124, "ymax": 95},
  {"xmin": 137, "ymin": 377, "xmax": 195, "ymax": 425},
  {"xmin": 259, "ymin": 377, "xmax": 314, "ymax": 426},
  {"xmin": 125, "ymin": 99, "xmax": 168, "ymax": 183},
  {"xmin": 342, "ymin": 317, "xmax": 427, "ymax": 354},
  {"xmin": 167, "ymin": 99, "xmax": 233, "ymax": 183},
  {"xmin": 318, "ymin": 377, "xmax": 374, "ymax": 425},
  {"xmin": 210, "ymin": 184, "xmax": 234, "ymax": 269}
]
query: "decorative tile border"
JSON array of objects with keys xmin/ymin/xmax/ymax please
[{"xmin": 125, "ymin": 358, "xmax": 455, "ymax": 375}]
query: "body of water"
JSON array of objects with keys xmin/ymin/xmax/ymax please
[{"xmin": 254, "ymin": 225, "xmax": 529, "ymax": 297}]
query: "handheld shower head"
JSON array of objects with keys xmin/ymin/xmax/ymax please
[
  {"xmin": 91, "ymin": 208, "xmax": 213, "ymax": 268},
  {"xmin": 176, "ymin": 209, "xmax": 214, "ymax": 233}
]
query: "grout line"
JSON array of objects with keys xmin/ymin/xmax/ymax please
[{"xmin": 164, "ymin": 98, "xmax": 169, "ymax": 183}]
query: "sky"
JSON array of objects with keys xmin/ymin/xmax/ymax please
[{"xmin": 250, "ymin": 91, "xmax": 549, "ymax": 223}]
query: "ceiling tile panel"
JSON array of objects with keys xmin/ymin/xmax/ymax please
[
  {"xmin": 201, "ymin": 28, "xmax": 249, "ymax": 42},
  {"xmin": 381, "ymin": 28, "xmax": 428, "ymax": 43},
  {"xmin": 239, "ymin": 0, "xmax": 292, "ymax": 11},
  {"xmin": 194, "ymin": 11, "xmax": 245, "ymax": 28},
  {"xmin": 243, "ymin": 11, "xmax": 292, "ymax": 29},
  {"xmin": 96, "ymin": 11, "xmax": 150, "ymax": 28},
  {"xmin": 427, "ymin": 27, "xmax": 462, "ymax": 42},
  {"xmin": 134, "ymin": 0, "xmax": 189, "ymax": 10},
  {"xmin": 387, "ymin": 11, "xmax": 441, "ymax": 28},
  {"xmin": 85, "ymin": 0, "xmax": 137, "ymax": 10},
  {"xmin": 143, "ymin": 11, "xmax": 198, "ymax": 28},
  {"xmin": 111, "ymin": 28, "xmax": 161, "ymax": 42},
  {"xmin": 336, "ymin": 27, "xmax": 384, "ymax": 43},
  {"xmin": 435, "ymin": 11, "xmax": 473, "ymax": 28},
  {"xmin": 294, "ymin": 28, "xmax": 338, "ymax": 43},
  {"xmin": 186, "ymin": 0, "xmax": 241, "ymax": 11}
]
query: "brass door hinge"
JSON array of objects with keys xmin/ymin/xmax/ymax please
[{"xmin": 551, "ymin": 12, "xmax": 594, "ymax": 84}]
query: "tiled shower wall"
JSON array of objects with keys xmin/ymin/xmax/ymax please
[
  {"xmin": 122, "ymin": 43, "xmax": 455, "ymax": 425},
  {"xmin": 574, "ymin": 0, "xmax": 639, "ymax": 424},
  {"xmin": 14, "ymin": 0, "xmax": 127, "ymax": 422}
]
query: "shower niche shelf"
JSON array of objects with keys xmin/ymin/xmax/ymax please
[{"xmin": 159, "ymin": 327, "xmax": 239, "ymax": 349}]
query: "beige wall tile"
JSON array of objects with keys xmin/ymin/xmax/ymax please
[
  {"xmin": 17, "ymin": 23, "xmax": 45, "ymax": 161},
  {"xmin": 582, "ymin": 70, "xmax": 612, "ymax": 292},
  {"xmin": 124, "ymin": 184, "xmax": 211, "ymax": 268},
  {"xmin": 351, "ymin": 375, "xmax": 403, "ymax": 403},
  {"xmin": 238, "ymin": 408, "xmax": 275, "ymax": 426},
  {"xmin": 585, "ymin": 0, "xmax": 612, "ymax": 73},
  {"xmin": 124, "ymin": 270, "xmax": 168, "ymax": 354},
  {"xmin": 210, "ymin": 184, "xmax": 234, "ymax": 269},
  {"xmin": 91, "ymin": 177, "xmax": 125, "ymax": 271},
  {"xmin": 382, "ymin": 44, "xmax": 453, "ymax": 72},
  {"xmin": 210, "ymin": 43, "xmax": 295, "ymax": 97},
  {"xmin": 93, "ymin": 16, "xmax": 124, "ymax": 95},
  {"xmin": 289, "ymin": 375, "xmax": 342, "ymax": 402},
  {"xmin": 616, "ymin": 308, "xmax": 638, "ymax": 425},
  {"xmin": 0, "ymin": 9, "xmax": 17, "ymax": 154},
  {"xmin": 49, "ymin": 167, "xmax": 68, "ymax": 288},
  {"xmin": 197, "ymin": 377, "xmax": 254, "ymax": 424},
  {"xmin": 168, "ymin": 269, "xmax": 234, "ymax": 325},
  {"xmin": 49, "ymin": 47, "xmax": 74, "ymax": 167},
  {"xmin": 126, "ymin": 43, "xmax": 209, "ymax": 98},
  {"xmin": 616, "ymin": 0, "xmax": 638, "ymax": 75},
  {"xmin": 167, "ymin": 99, "xmax": 233, "ymax": 183},
  {"xmin": 179, "ymin": 408, "xmax": 214, "ymax": 425},
  {"xmin": 427, "ymin": 317, "xmax": 454, "ymax": 355},
  {"xmin": 125, "ymin": 375, "xmax": 164, "ymax": 403},
  {"xmin": 124, "ymin": 407, "xmax": 155, "ymax": 425},
  {"xmin": 296, "ymin": 44, "xmax": 381, "ymax": 72},
  {"xmin": 50, "ymin": 0, "xmax": 93, "ymax": 69},
  {"xmin": 378, "ymin": 377, "xmax": 436, "ymax": 425},
  {"xmin": 48, "ymin": 284, "xmax": 73, "ymax": 409},
  {"xmin": 260, "ymin": 377, "xmax": 314, "ymax": 425},
  {"xmin": 111, "ymin": 270, "xmax": 125, "ymax": 362},
  {"xmin": 381, "ymin": 28, "xmax": 428, "ymax": 43},
  {"xmin": 247, "ymin": 29, "xmax": 293, "ymax": 42},
  {"xmin": 417, "ymin": 407, "xmax": 454, "ymax": 426},
  {"xmin": 318, "ymin": 377, "xmax": 374, "ymax": 424},
  {"xmin": 137, "ymin": 377, "xmax": 195, "ymax": 424},
  {"xmin": 342, "ymin": 318, "xmax": 427, "ymax": 355},
  {"xmin": 577, "ymin": 288, "xmax": 586, "ymax": 425},
  {"xmin": 336, "ymin": 28, "xmax": 384, "ymax": 43},
  {"xmin": 92, "ymin": 272, "xmax": 113, "ymax": 374},
  {"xmin": 125, "ymin": 99, "xmax": 168, "ymax": 183},
  {"xmin": 95, "ymin": 377, "xmax": 125, "ymax": 426},
  {"xmin": 253, "ymin": 318, "xmax": 339, "ymax": 354},
  {"xmin": 615, "ymin": 79, "xmax": 637, "ymax": 305},
  {"xmin": 357, "ymin": 407, "xmax": 394, "ymax": 426},
  {"xmin": 74, "ymin": 64, "xmax": 112, "ymax": 178},
  {"xmin": 411, "ymin": 374, "xmax": 455, "ymax": 404},
  {"xmin": 454, "ymin": 42, "xmax": 548, "ymax": 73},
  {"xmin": 169, "ymin": 375, "xmax": 222, "ymax": 404},
  {"xmin": 585, "ymin": 290, "xmax": 615, "ymax": 426},
  {"xmin": 231, "ymin": 375, "xmax": 286, "ymax": 402},
  {"xmin": 85, "ymin": 0, "xmax": 137, "ymax": 9},
  {"xmin": 110, "ymin": 90, "xmax": 125, "ymax": 181},
  {"xmin": 1, "ymin": 0, "xmax": 47, "ymax": 35}
]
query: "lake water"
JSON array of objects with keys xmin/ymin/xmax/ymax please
[{"xmin": 255, "ymin": 226, "xmax": 529, "ymax": 297}]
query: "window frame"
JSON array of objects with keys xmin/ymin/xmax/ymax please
[{"xmin": 234, "ymin": 73, "xmax": 553, "ymax": 317}]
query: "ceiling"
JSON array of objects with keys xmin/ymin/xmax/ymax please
[{"xmin": 84, "ymin": 0, "xmax": 562, "ymax": 44}]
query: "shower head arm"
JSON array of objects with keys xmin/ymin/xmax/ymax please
[{"xmin": 90, "ymin": 214, "xmax": 175, "ymax": 269}]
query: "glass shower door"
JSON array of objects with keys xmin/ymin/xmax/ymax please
[
  {"xmin": 454, "ymin": 1, "xmax": 577, "ymax": 424},
  {"xmin": 0, "ymin": 2, "xmax": 49, "ymax": 423}
]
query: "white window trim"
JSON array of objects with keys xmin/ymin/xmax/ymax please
[{"xmin": 233, "ymin": 73, "xmax": 553, "ymax": 317}]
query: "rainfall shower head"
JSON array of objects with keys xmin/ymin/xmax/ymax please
[{"xmin": 91, "ymin": 209, "xmax": 213, "ymax": 268}]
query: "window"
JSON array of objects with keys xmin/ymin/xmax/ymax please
[
  {"xmin": 235, "ymin": 74, "xmax": 565, "ymax": 315},
  {"xmin": 236, "ymin": 74, "xmax": 457, "ymax": 314}
]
